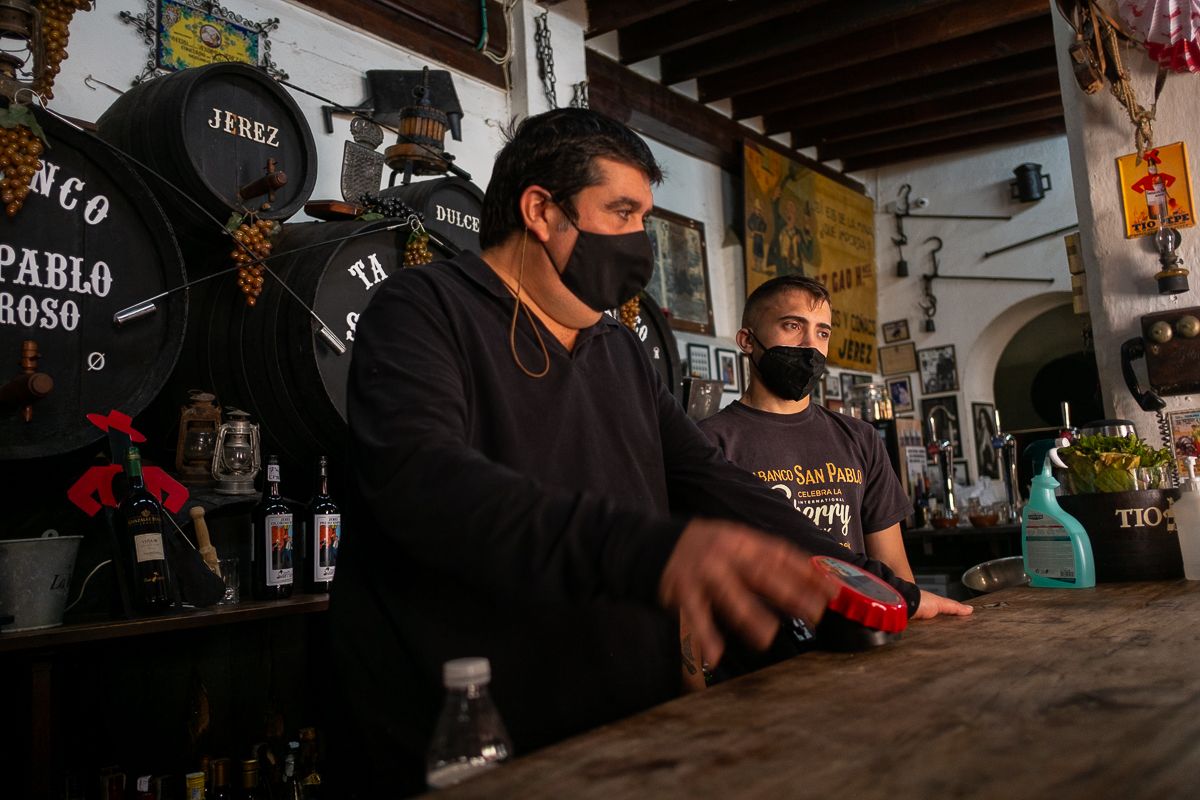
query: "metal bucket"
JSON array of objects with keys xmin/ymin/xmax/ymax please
[{"xmin": 0, "ymin": 531, "xmax": 84, "ymax": 632}]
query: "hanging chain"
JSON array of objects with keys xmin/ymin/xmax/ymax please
[
  {"xmin": 570, "ymin": 80, "xmax": 589, "ymax": 109},
  {"xmin": 534, "ymin": 11, "xmax": 558, "ymax": 109}
]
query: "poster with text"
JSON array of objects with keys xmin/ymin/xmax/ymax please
[{"xmin": 743, "ymin": 140, "xmax": 877, "ymax": 371}]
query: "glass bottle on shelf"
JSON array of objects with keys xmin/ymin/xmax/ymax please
[
  {"xmin": 237, "ymin": 758, "xmax": 266, "ymax": 800},
  {"xmin": 426, "ymin": 657, "xmax": 513, "ymax": 789},
  {"xmin": 304, "ymin": 456, "xmax": 340, "ymax": 594},
  {"xmin": 117, "ymin": 446, "xmax": 174, "ymax": 613},
  {"xmin": 209, "ymin": 758, "xmax": 234, "ymax": 800},
  {"xmin": 252, "ymin": 455, "xmax": 294, "ymax": 600}
]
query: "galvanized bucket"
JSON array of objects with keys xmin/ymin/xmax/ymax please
[{"xmin": 0, "ymin": 530, "xmax": 84, "ymax": 632}]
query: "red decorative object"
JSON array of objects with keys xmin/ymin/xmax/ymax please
[
  {"xmin": 66, "ymin": 410, "xmax": 189, "ymax": 516},
  {"xmin": 1121, "ymin": 0, "xmax": 1200, "ymax": 73}
]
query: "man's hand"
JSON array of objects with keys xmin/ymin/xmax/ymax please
[
  {"xmin": 912, "ymin": 589, "xmax": 974, "ymax": 620},
  {"xmin": 659, "ymin": 518, "xmax": 838, "ymax": 668}
]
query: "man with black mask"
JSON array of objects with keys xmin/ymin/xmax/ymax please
[
  {"xmin": 330, "ymin": 110, "xmax": 946, "ymax": 797},
  {"xmin": 700, "ymin": 276, "xmax": 973, "ymax": 602}
]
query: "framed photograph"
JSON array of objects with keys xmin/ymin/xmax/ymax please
[
  {"xmin": 878, "ymin": 342, "xmax": 918, "ymax": 376},
  {"xmin": 824, "ymin": 372, "xmax": 842, "ymax": 399},
  {"xmin": 921, "ymin": 394, "xmax": 963, "ymax": 459},
  {"xmin": 886, "ymin": 377, "xmax": 914, "ymax": 414},
  {"xmin": 715, "ymin": 348, "xmax": 739, "ymax": 392},
  {"xmin": 917, "ymin": 344, "xmax": 959, "ymax": 394},
  {"xmin": 882, "ymin": 319, "xmax": 910, "ymax": 343},
  {"xmin": 827, "ymin": 398, "xmax": 845, "ymax": 414},
  {"xmin": 840, "ymin": 371, "xmax": 874, "ymax": 401},
  {"xmin": 971, "ymin": 402, "xmax": 1001, "ymax": 480},
  {"xmin": 954, "ymin": 460, "xmax": 970, "ymax": 486},
  {"xmin": 686, "ymin": 343, "xmax": 711, "ymax": 379},
  {"xmin": 643, "ymin": 207, "xmax": 714, "ymax": 334}
]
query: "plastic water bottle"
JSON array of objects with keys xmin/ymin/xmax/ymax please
[
  {"xmin": 1172, "ymin": 456, "xmax": 1200, "ymax": 580},
  {"xmin": 425, "ymin": 657, "xmax": 512, "ymax": 790}
]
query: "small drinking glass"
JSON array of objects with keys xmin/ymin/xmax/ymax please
[{"xmin": 218, "ymin": 557, "xmax": 240, "ymax": 605}]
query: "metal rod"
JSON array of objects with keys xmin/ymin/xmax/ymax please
[
  {"xmin": 934, "ymin": 274, "xmax": 1055, "ymax": 284},
  {"xmin": 906, "ymin": 212, "xmax": 1013, "ymax": 221},
  {"xmin": 983, "ymin": 223, "xmax": 1080, "ymax": 259}
]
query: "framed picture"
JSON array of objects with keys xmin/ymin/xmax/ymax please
[
  {"xmin": 643, "ymin": 207, "xmax": 714, "ymax": 334},
  {"xmin": 886, "ymin": 376, "xmax": 914, "ymax": 414},
  {"xmin": 917, "ymin": 344, "xmax": 959, "ymax": 394},
  {"xmin": 954, "ymin": 461, "xmax": 970, "ymax": 486},
  {"xmin": 882, "ymin": 319, "xmax": 910, "ymax": 343},
  {"xmin": 827, "ymin": 398, "xmax": 845, "ymax": 414},
  {"xmin": 878, "ymin": 342, "xmax": 918, "ymax": 376},
  {"xmin": 715, "ymin": 348, "xmax": 739, "ymax": 392},
  {"xmin": 686, "ymin": 343, "xmax": 711, "ymax": 379},
  {"xmin": 840, "ymin": 371, "xmax": 874, "ymax": 401},
  {"xmin": 1169, "ymin": 408, "xmax": 1200, "ymax": 480},
  {"xmin": 921, "ymin": 394, "xmax": 963, "ymax": 459},
  {"xmin": 824, "ymin": 373, "xmax": 842, "ymax": 399},
  {"xmin": 971, "ymin": 402, "xmax": 1001, "ymax": 480}
]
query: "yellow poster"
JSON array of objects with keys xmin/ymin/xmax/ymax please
[
  {"xmin": 157, "ymin": 0, "xmax": 259, "ymax": 72},
  {"xmin": 742, "ymin": 141, "xmax": 877, "ymax": 371},
  {"xmin": 1116, "ymin": 141, "xmax": 1195, "ymax": 239}
]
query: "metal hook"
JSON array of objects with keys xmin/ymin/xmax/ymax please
[
  {"xmin": 924, "ymin": 235, "xmax": 943, "ymax": 275},
  {"xmin": 896, "ymin": 183, "xmax": 912, "ymax": 216},
  {"xmin": 83, "ymin": 75, "xmax": 124, "ymax": 95}
]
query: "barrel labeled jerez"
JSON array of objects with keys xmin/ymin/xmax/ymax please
[{"xmin": 252, "ymin": 456, "xmax": 294, "ymax": 599}]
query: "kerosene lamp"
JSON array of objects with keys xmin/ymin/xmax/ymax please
[
  {"xmin": 176, "ymin": 390, "xmax": 221, "ymax": 487},
  {"xmin": 211, "ymin": 409, "xmax": 261, "ymax": 495}
]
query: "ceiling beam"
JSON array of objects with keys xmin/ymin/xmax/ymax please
[
  {"xmin": 765, "ymin": 49, "xmax": 1058, "ymax": 135},
  {"xmin": 584, "ymin": 50, "xmax": 864, "ymax": 192},
  {"xmin": 730, "ymin": 15, "xmax": 1055, "ymax": 120},
  {"xmin": 840, "ymin": 118, "xmax": 1068, "ymax": 172},
  {"xmin": 819, "ymin": 98, "xmax": 1065, "ymax": 161},
  {"xmin": 585, "ymin": 0, "xmax": 697, "ymax": 37},
  {"xmin": 661, "ymin": 0, "xmax": 956, "ymax": 84},
  {"xmin": 619, "ymin": 0, "xmax": 827, "ymax": 65},
  {"xmin": 697, "ymin": 0, "xmax": 1049, "ymax": 102},
  {"xmin": 795, "ymin": 73, "xmax": 1063, "ymax": 147}
]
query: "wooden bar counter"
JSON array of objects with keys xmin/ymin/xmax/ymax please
[{"xmin": 445, "ymin": 581, "xmax": 1200, "ymax": 799}]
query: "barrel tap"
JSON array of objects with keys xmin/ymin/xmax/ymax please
[{"xmin": 0, "ymin": 339, "xmax": 53, "ymax": 422}]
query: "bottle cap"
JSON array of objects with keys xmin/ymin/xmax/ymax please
[
  {"xmin": 811, "ymin": 556, "xmax": 908, "ymax": 633},
  {"xmin": 443, "ymin": 656, "xmax": 491, "ymax": 688}
]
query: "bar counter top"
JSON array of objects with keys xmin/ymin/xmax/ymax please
[{"xmin": 444, "ymin": 581, "xmax": 1200, "ymax": 799}]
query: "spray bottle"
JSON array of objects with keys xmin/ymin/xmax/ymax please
[{"xmin": 1022, "ymin": 453, "xmax": 1095, "ymax": 588}]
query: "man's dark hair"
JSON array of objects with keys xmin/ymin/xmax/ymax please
[
  {"xmin": 479, "ymin": 108, "xmax": 663, "ymax": 249},
  {"xmin": 742, "ymin": 275, "xmax": 832, "ymax": 329}
]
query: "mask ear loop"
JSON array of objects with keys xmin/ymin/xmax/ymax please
[{"xmin": 508, "ymin": 230, "xmax": 551, "ymax": 378}]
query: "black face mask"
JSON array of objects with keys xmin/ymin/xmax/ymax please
[
  {"xmin": 749, "ymin": 331, "xmax": 827, "ymax": 401},
  {"xmin": 542, "ymin": 205, "xmax": 655, "ymax": 312}
]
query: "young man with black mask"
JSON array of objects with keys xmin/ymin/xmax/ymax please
[
  {"xmin": 329, "ymin": 110, "xmax": 949, "ymax": 796},
  {"xmin": 700, "ymin": 276, "xmax": 973, "ymax": 598}
]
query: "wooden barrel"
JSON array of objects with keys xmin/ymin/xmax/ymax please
[
  {"xmin": 624, "ymin": 294, "xmax": 682, "ymax": 404},
  {"xmin": 377, "ymin": 176, "xmax": 483, "ymax": 254},
  {"xmin": 1058, "ymin": 489, "xmax": 1183, "ymax": 581},
  {"xmin": 0, "ymin": 110, "xmax": 187, "ymax": 460},
  {"xmin": 95, "ymin": 62, "xmax": 317, "ymax": 234}
]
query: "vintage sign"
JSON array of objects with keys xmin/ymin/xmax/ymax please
[
  {"xmin": 743, "ymin": 141, "xmax": 877, "ymax": 371},
  {"xmin": 1116, "ymin": 141, "xmax": 1196, "ymax": 239}
]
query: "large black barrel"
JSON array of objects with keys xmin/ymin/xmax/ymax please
[
  {"xmin": 625, "ymin": 293, "xmax": 682, "ymax": 404},
  {"xmin": 378, "ymin": 176, "xmax": 483, "ymax": 253},
  {"xmin": 96, "ymin": 62, "xmax": 317, "ymax": 236},
  {"xmin": 0, "ymin": 110, "xmax": 187, "ymax": 460}
]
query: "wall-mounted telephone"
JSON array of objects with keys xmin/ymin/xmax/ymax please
[{"xmin": 1121, "ymin": 306, "xmax": 1200, "ymax": 412}]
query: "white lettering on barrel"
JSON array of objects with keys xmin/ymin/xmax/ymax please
[
  {"xmin": 69, "ymin": 256, "xmax": 92, "ymax": 296},
  {"xmin": 435, "ymin": 204, "xmax": 480, "ymax": 233},
  {"xmin": 29, "ymin": 162, "xmax": 59, "ymax": 198},
  {"xmin": 209, "ymin": 107, "xmax": 281, "ymax": 148},
  {"xmin": 17, "ymin": 295, "xmax": 36, "ymax": 326},
  {"xmin": 38, "ymin": 297, "xmax": 58, "ymax": 330},
  {"xmin": 59, "ymin": 177, "xmax": 83, "ymax": 211},
  {"xmin": 90, "ymin": 262, "xmax": 113, "ymax": 298},
  {"xmin": 345, "ymin": 311, "xmax": 358, "ymax": 342},
  {"xmin": 1115, "ymin": 506, "xmax": 1163, "ymax": 528},
  {"xmin": 0, "ymin": 293, "xmax": 80, "ymax": 330},
  {"xmin": 0, "ymin": 244, "xmax": 13, "ymax": 282},
  {"xmin": 44, "ymin": 252, "xmax": 68, "ymax": 290},
  {"xmin": 0, "ymin": 293, "xmax": 10, "ymax": 324},
  {"xmin": 368, "ymin": 254, "xmax": 387, "ymax": 285},
  {"xmin": 84, "ymin": 195, "xmax": 110, "ymax": 226},
  {"xmin": 28, "ymin": 161, "xmax": 110, "ymax": 225},
  {"xmin": 347, "ymin": 260, "xmax": 372, "ymax": 290},
  {"xmin": 16, "ymin": 248, "xmax": 42, "ymax": 287}
]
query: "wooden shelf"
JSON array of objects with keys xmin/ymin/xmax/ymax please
[{"xmin": 0, "ymin": 593, "xmax": 328, "ymax": 654}]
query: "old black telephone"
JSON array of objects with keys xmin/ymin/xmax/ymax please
[{"xmin": 1121, "ymin": 306, "xmax": 1200, "ymax": 461}]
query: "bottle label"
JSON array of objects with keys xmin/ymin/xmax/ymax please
[
  {"xmin": 1025, "ymin": 512, "xmax": 1076, "ymax": 581},
  {"xmin": 264, "ymin": 513, "xmax": 294, "ymax": 586},
  {"xmin": 313, "ymin": 513, "xmax": 340, "ymax": 582},
  {"xmin": 133, "ymin": 532, "xmax": 166, "ymax": 563},
  {"xmin": 267, "ymin": 463, "xmax": 280, "ymax": 482}
]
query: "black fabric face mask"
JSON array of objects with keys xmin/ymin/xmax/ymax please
[
  {"xmin": 543, "ymin": 204, "xmax": 655, "ymax": 312},
  {"xmin": 748, "ymin": 331, "xmax": 827, "ymax": 401}
]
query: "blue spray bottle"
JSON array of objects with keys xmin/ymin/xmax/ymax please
[{"xmin": 1022, "ymin": 454, "xmax": 1096, "ymax": 588}]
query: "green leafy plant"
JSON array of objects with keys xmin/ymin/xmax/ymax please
[{"xmin": 1058, "ymin": 434, "xmax": 1173, "ymax": 494}]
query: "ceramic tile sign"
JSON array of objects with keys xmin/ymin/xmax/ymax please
[{"xmin": 1117, "ymin": 141, "xmax": 1195, "ymax": 239}]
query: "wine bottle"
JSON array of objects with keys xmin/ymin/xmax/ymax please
[
  {"xmin": 118, "ymin": 446, "xmax": 174, "ymax": 613},
  {"xmin": 305, "ymin": 456, "xmax": 340, "ymax": 594},
  {"xmin": 252, "ymin": 455, "xmax": 294, "ymax": 600}
]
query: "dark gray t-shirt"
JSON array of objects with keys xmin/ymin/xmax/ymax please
[{"xmin": 699, "ymin": 401, "xmax": 911, "ymax": 556}]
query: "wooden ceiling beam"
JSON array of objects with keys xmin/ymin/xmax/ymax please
[
  {"xmin": 661, "ymin": 0, "xmax": 956, "ymax": 84},
  {"xmin": 585, "ymin": 0, "xmax": 697, "ymax": 37},
  {"xmin": 764, "ymin": 49, "xmax": 1058, "ymax": 135},
  {"xmin": 795, "ymin": 73, "xmax": 1063, "ymax": 147},
  {"xmin": 697, "ymin": 0, "xmax": 1049, "ymax": 102},
  {"xmin": 730, "ymin": 16, "xmax": 1055, "ymax": 120},
  {"xmin": 818, "ymin": 98, "xmax": 1064, "ymax": 161},
  {"xmin": 840, "ymin": 118, "xmax": 1068, "ymax": 172},
  {"xmin": 618, "ymin": 0, "xmax": 825, "ymax": 64},
  {"xmin": 584, "ymin": 49, "xmax": 863, "ymax": 192}
]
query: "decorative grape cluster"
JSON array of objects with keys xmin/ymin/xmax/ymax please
[
  {"xmin": 231, "ymin": 218, "xmax": 278, "ymax": 307},
  {"xmin": 618, "ymin": 296, "xmax": 640, "ymax": 333},
  {"xmin": 404, "ymin": 230, "xmax": 433, "ymax": 266},
  {"xmin": 0, "ymin": 124, "xmax": 43, "ymax": 218},
  {"xmin": 33, "ymin": 0, "xmax": 95, "ymax": 100},
  {"xmin": 357, "ymin": 192, "xmax": 420, "ymax": 221}
]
